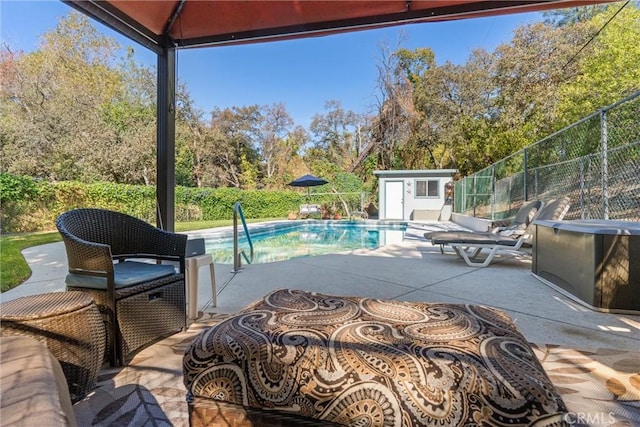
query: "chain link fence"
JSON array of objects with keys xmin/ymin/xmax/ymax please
[{"xmin": 454, "ymin": 91, "xmax": 640, "ymax": 221}]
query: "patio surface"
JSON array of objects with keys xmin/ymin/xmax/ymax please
[{"xmin": 2, "ymin": 220, "xmax": 639, "ymax": 425}]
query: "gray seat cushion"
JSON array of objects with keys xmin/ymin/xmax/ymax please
[{"xmin": 66, "ymin": 261, "xmax": 176, "ymax": 290}]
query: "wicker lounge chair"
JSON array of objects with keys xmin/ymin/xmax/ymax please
[
  {"xmin": 56, "ymin": 208, "xmax": 187, "ymax": 366},
  {"xmin": 429, "ymin": 197, "xmax": 570, "ymax": 267}
]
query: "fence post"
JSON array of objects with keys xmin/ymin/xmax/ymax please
[
  {"xmin": 491, "ymin": 166, "xmax": 496, "ymax": 221},
  {"xmin": 473, "ymin": 175, "xmax": 477, "ymax": 217},
  {"xmin": 580, "ymin": 158, "xmax": 586, "ymax": 219},
  {"xmin": 601, "ymin": 109, "xmax": 609, "ymax": 219},
  {"xmin": 523, "ymin": 148, "xmax": 529, "ymax": 201}
]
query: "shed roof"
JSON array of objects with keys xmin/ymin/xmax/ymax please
[{"xmin": 374, "ymin": 169, "xmax": 459, "ymax": 178}]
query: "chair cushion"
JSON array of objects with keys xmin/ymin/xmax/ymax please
[
  {"xmin": 513, "ymin": 199, "xmax": 542, "ymax": 227},
  {"xmin": 66, "ymin": 261, "xmax": 176, "ymax": 290},
  {"xmin": 431, "ymin": 231, "xmax": 521, "ymax": 246}
]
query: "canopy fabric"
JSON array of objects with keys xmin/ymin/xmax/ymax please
[
  {"xmin": 288, "ymin": 174, "xmax": 329, "ymax": 188},
  {"xmin": 64, "ymin": 0, "xmax": 614, "ymax": 52}
]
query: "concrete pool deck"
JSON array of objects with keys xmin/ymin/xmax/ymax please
[
  {"xmin": 4, "ymin": 220, "xmax": 639, "ymax": 352},
  {"xmin": 5, "ymin": 219, "xmax": 639, "ymax": 425}
]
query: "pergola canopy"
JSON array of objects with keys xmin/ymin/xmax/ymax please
[
  {"xmin": 65, "ymin": 0, "xmax": 611, "ymax": 52},
  {"xmin": 61, "ymin": 0, "xmax": 614, "ymax": 230}
]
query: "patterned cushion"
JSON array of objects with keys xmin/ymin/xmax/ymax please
[{"xmin": 183, "ymin": 289, "xmax": 567, "ymax": 426}]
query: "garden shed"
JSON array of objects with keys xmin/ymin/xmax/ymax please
[{"xmin": 374, "ymin": 169, "xmax": 458, "ymax": 220}]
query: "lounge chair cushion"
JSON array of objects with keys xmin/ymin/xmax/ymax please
[
  {"xmin": 66, "ymin": 261, "xmax": 176, "ymax": 290},
  {"xmin": 512, "ymin": 199, "xmax": 543, "ymax": 228},
  {"xmin": 184, "ymin": 289, "xmax": 568, "ymax": 426},
  {"xmin": 430, "ymin": 231, "xmax": 520, "ymax": 246}
]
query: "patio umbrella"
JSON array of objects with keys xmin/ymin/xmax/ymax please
[{"xmin": 288, "ymin": 174, "xmax": 328, "ymax": 202}]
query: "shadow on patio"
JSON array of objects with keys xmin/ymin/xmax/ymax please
[{"xmin": 5, "ymin": 221, "xmax": 640, "ymax": 426}]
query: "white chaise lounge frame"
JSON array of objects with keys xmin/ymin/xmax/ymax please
[{"xmin": 434, "ymin": 197, "xmax": 570, "ymax": 267}]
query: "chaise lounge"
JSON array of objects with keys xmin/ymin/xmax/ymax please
[
  {"xmin": 428, "ymin": 197, "xmax": 570, "ymax": 267},
  {"xmin": 299, "ymin": 204, "xmax": 321, "ymax": 217}
]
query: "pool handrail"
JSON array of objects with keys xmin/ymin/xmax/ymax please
[{"xmin": 233, "ymin": 202, "xmax": 254, "ymax": 272}]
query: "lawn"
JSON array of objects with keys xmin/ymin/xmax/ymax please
[{"xmin": 0, "ymin": 217, "xmax": 284, "ymax": 293}]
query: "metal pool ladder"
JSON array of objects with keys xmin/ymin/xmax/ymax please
[{"xmin": 233, "ymin": 202, "xmax": 254, "ymax": 272}]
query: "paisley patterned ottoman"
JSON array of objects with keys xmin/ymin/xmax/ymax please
[{"xmin": 183, "ymin": 289, "xmax": 568, "ymax": 426}]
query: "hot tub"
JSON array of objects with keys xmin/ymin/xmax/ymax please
[{"xmin": 532, "ymin": 219, "xmax": 640, "ymax": 314}]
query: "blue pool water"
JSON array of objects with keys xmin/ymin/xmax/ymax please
[{"xmin": 205, "ymin": 221, "xmax": 407, "ymax": 264}]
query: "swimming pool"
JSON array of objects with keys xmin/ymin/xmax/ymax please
[{"xmin": 201, "ymin": 221, "xmax": 407, "ymax": 264}]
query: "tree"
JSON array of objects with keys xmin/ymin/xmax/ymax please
[
  {"xmin": 256, "ymin": 102, "xmax": 293, "ymax": 182},
  {"xmin": 206, "ymin": 106, "xmax": 261, "ymax": 188},
  {"xmin": 367, "ymin": 40, "xmax": 414, "ymax": 172},
  {"xmin": 0, "ymin": 12, "xmax": 172, "ymax": 185},
  {"xmin": 308, "ymin": 100, "xmax": 362, "ymax": 169},
  {"xmin": 543, "ymin": 4, "xmax": 610, "ymax": 27},
  {"xmin": 175, "ymin": 84, "xmax": 208, "ymax": 187},
  {"xmin": 1, "ymin": 12, "xmax": 122, "ymax": 181},
  {"xmin": 557, "ymin": 3, "xmax": 640, "ymax": 124}
]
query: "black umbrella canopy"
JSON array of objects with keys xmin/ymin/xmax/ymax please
[
  {"xmin": 288, "ymin": 174, "xmax": 328, "ymax": 203},
  {"xmin": 288, "ymin": 174, "xmax": 328, "ymax": 187}
]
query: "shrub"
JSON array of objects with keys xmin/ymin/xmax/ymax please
[{"xmin": 0, "ymin": 173, "xmax": 314, "ymax": 232}]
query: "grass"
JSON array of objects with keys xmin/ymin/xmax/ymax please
[
  {"xmin": 0, "ymin": 232, "xmax": 62, "ymax": 292},
  {"xmin": 0, "ymin": 217, "xmax": 285, "ymax": 293}
]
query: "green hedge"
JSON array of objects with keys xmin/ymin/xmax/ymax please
[{"xmin": 0, "ymin": 173, "xmax": 306, "ymax": 233}]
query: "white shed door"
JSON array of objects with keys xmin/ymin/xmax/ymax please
[{"xmin": 384, "ymin": 181, "xmax": 404, "ymax": 219}]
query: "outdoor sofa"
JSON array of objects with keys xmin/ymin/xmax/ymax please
[{"xmin": 0, "ymin": 336, "xmax": 77, "ymax": 426}]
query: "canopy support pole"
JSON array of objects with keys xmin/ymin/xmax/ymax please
[{"xmin": 156, "ymin": 42, "xmax": 176, "ymax": 231}]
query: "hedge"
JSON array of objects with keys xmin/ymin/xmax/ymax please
[{"xmin": 0, "ymin": 173, "xmax": 316, "ymax": 233}]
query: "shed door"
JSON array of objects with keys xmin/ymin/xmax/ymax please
[{"xmin": 385, "ymin": 181, "xmax": 404, "ymax": 219}]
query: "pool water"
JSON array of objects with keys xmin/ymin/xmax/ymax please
[{"xmin": 205, "ymin": 222, "xmax": 407, "ymax": 264}]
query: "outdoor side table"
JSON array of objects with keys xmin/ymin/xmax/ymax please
[
  {"xmin": 186, "ymin": 254, "xmax": 216, "ymax": 320},
  {"xmin": 0, "ymin": 291, "xmax": 106, "ymax": 402}
]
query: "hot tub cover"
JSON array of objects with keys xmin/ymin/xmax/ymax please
[
  {"xmin": 183, "ymin": 289, "xmax": 567, "ymax": 426},
  {"xmin": 534, "ymin": 219, "xmax": 640, "ymax": 235}
]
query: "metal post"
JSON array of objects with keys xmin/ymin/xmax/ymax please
[
  {"xmin": 156, "ymin": 43, "xmax": 176, "ymax": 231},
  {"xmin": 580, "ymin": 158, "xmax": 586, "ymax": 219},
  {"xmin": 601, "ymin": 109, "xmax": 609, "ymax": 219},
  {"xmin": 472, "ymin": 175, "xmax": 477, "ymax": 217},
  {"xmin": 233, "ymin": 207, "xmax": 240, "ymax": 272},
  {"xmin": 523, "ymin": 148, "xmax": 529, "ymax": 201},
  {"xmin": 491, "ymin": 166, "xmax": 496, "ymax": 221}
]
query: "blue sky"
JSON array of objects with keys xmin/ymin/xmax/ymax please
[{"xmin": 1, "ymin": 1, "xmax": 543, "ymax": 127}]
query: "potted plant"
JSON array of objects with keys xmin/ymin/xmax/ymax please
[{"xmin": 321, "ymin": 203, "xmax": 332, "ymax": 220}]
